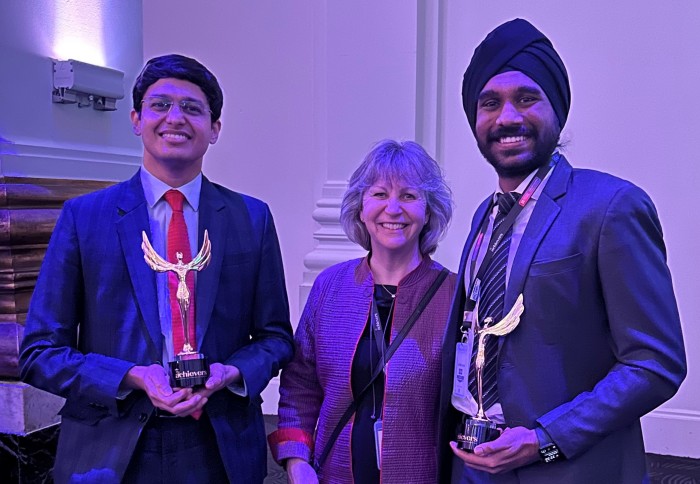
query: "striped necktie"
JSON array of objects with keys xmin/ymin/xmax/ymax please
[{"xmin": 468, "ymin": 191, "xmax": 520, "ymax": 412}]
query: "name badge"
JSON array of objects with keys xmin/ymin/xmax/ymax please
[
  {"xmin": 453, "ymin": 342, "xmax": 470, "ymax": 398},
  {"xmin": 374, "ymin": 419, "xmax": 383, "ymax": 469},
  {"xmin": 469, "ymin": 278, "xmax": 482, "ymax": 303}
]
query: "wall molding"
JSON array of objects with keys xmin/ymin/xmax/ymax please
[
  {"xmin": 642, "ymin": 407, "xmax": 700, "ymax": 458},
  {"xmin": 415, "ymin": 0, "xmax": 445, "ymax": 159},
  {"xmin": 0, "ymin": 140, "xmax": 141, "ymax": 181}
]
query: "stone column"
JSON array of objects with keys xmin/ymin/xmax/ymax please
[
  {"xmin": 300, "ymin": 0, "xmax": 442, "ymax": 305},
  {"xmin": 301, "ymin": 181, "xmax": 366, "ymax": 303}
]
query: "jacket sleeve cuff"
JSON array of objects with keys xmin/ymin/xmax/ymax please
[
  {"xmin": 86, "ymin": 354, "xmax": 136, "ymax": 415},
  {"xmin": 267, "ymin": 428, "xmax": 314, "ymax": 464}
]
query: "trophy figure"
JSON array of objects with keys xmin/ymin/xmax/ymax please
[
  {"xmin": 456, "ymin": 294, "xmax": 524, "ymax": 451},
  {"xmin": 141, "ymin": 230, "xmax": 212, "ymax": 387}
]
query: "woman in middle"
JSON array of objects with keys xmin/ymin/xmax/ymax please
[{"xmin": 269, "ymin": 139, "xmax": 457, "ymax": 483}]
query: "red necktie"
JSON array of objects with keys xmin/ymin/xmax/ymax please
[{"xmin": 164, "ymin": 190, "xmax": 196, "ymax": 357}]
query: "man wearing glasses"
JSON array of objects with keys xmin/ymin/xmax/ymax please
[{"xmin": 20, "ymin": 54, "xmax": 294, "ymax": 483}]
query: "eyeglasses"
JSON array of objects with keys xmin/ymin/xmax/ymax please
[{"xmin": 141, "ymin": 96, "xmax": 212, "ymax": 117}]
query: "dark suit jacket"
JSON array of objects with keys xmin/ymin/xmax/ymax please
[
  {"xmin": 20, "ymin": 171, "xmax": 294, "ymax": 484},
  {"xmin": 438, "ymin": 157, "xmax": 686, "ymax": 483}
]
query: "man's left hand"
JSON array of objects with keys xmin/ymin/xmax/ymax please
[
  {"xmin": 175, "ymin": 364, "xmax": 242, "ymax": 418},
  {"xmin": 192, "ymin": 363, "xmax": 242, "ymax": 400},
  {"xmin": 450, "ymin": 427, "xmax": 540, "ymax": 474}
]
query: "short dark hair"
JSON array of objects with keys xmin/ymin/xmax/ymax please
[
  {"xmin": 340, "ymin": 139, "xmax": 453, "ymax": 255},
  {"xmin": 132, "ymin": 54, "xmax": 224, "ymax": 121}
]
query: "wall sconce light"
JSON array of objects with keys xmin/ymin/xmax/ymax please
[{"xmin": 52, "ymin": 59, "xmax": 125, "ymax": 111}]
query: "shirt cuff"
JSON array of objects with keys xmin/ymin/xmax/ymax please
[
  {"xmin": 534, "ymin": 426, "xmax": 554, "ymax": 447},
  {"xmin": 227, "ymin": 377, "xmax": 248, "ymax": 397}
]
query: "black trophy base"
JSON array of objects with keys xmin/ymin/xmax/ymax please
[
  {"xmin": 456, "ymin": 416, "xmax": 500, "ymax": 452},
  {"xmin": 169, "ymin": 353, "xmax": 210, "ymax": 388}
]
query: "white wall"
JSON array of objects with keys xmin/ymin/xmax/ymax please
[{"xmin": 0, "ymin": 0, "xmax": 143, "ymax": 179}]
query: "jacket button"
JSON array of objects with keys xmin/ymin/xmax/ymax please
[{"xmin": 138, "ymin": 413, "xmax": 148, "ymax": 423}]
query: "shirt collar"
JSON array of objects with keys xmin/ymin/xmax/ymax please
[
  {"xmin": 492, "ymin": 153, "xmax": 558, "ymax": 203},
  {"xmin": 140, "ymin": 166, "xmax": 202, "ymax": 211}
]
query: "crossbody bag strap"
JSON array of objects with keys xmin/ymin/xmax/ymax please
[{"xmin": 312, "ymin": 268, "xmax": 449, "ymax": 472}]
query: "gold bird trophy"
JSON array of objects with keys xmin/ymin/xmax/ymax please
[
  {"xmin": 456, "ymin": 294, "xmax": 524, "ymax": 451},
  {"xmin": 141, "ymin": 230, "xmax": 212, "ymax": 387}
]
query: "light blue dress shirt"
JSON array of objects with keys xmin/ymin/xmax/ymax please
[{"xmin": 140, "ymin": 167, "xmax": 201, "ymax": 364}]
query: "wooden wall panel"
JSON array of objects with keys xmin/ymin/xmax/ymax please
[{"xmin": 0, "ymin": 177, "xmax": 112, "ymax": 377}]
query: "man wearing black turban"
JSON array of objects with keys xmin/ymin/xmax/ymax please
[{"xmin": 438, "ymin": 18, "xmax": 686, "ymax": 483}]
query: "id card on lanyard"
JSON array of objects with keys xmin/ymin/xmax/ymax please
[
  {"xmin": 374, "ymin": 418, "xmax": 383, "ymax": 469},
  {"xmin": 370, "ymin": 295, "xmax": 389, "ymax": 469},
  {"xmin": 453, "ymin": 341, "xmax": 472, "ymax": 399}
]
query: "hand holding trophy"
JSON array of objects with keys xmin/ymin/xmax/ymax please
[
  {"xmin": 456, "ymin": 294, "xmax": 524, "ymax": 451},
  {"xmin": 141, "ymin": 230, "xmax": 212, "ymax": 387}
]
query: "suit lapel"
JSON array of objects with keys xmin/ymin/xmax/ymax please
[
  {"xmin": 115, "ymin": 172, "xmax": 162, "ymax": 359},
  {"xmin": 505, "ymin": 157, "xmax": 572, "ymax": 310},
  {"xmin": 195, "ymin": 177, "xmax": 227, "ymax": 349}
]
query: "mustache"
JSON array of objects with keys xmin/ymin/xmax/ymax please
[{"xmin": 488, "ymin": 126, "xmax": 533, "ymax": 142}]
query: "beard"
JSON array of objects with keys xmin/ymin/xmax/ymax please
[{"xmin": 477, "ymin": 123, "xmax": 560, "ymax": 180}]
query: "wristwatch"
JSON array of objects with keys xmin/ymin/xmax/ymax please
[
  {"xmin": 539, "ymin": 443, "xmax": 562, "ymax": 463},
  {"xmin": 535, "ymin": 426, "xmax": 563, "ymax": 464}
]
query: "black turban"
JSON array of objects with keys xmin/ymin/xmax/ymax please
[{"xmin": 462, "ymin": 18, "xmax": 571, "ymax": 135}]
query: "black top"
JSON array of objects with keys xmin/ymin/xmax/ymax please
[{"xmin": 350, "ymin": 284, "xmax": 396, "ymax": 483}]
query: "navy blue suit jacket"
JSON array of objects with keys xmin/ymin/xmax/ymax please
[
  {"xmin": 20, "ymin": 171, "xmax": 294, "ymax": 484},
  {"xmin": 438, "ymin": 157, "xmax": 686, "ymax": 483}
]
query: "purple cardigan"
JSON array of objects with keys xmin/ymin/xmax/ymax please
[{"xmin": 269, "ymin": 257, "xmax": 456, "ymax": 483}]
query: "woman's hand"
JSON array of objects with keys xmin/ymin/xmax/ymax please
[{"xmin": 286, "ymin": 458, "xmax": 319, "ymax": 484}]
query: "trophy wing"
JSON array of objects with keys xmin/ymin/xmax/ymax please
[
  {"xmin": 141, "ymin": 231, "xmax": 176, "ymax": 273},
  {"xmin": 482, "ymin": 294, "xmax": 525, "ymax": 337},
  {"xmin": 186, "ymin": 229, "xmax": 212, "ymax": 271}
]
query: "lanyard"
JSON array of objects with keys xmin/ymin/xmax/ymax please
[
  {"xmin": 463, "ymin": 159, "xmax": 556, "ymax": 318},
  {"xmin": 313, "ymin": 268, "xmax": 449, "ymax": 473},
  {"xmin": 370, "ymin": 296, "xmax": 390, "ymax": 368}
]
